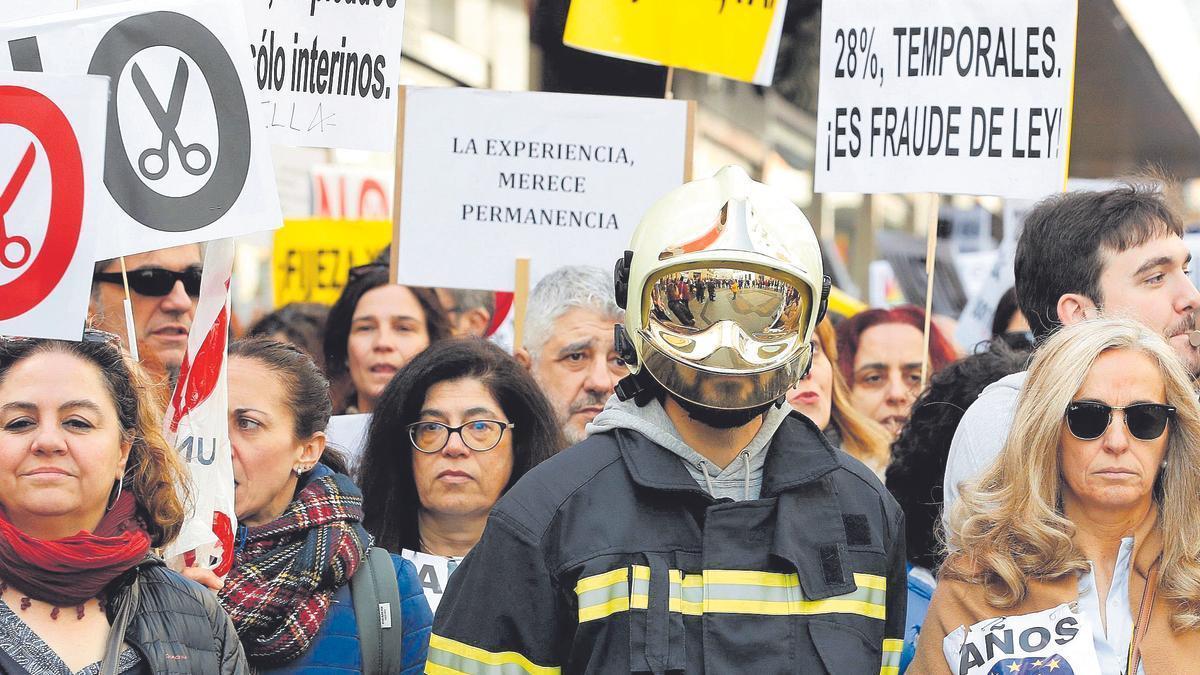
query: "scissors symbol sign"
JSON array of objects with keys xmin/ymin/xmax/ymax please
[
  {"xmin": 0, "ymin": 143, "xmax": 35, "ymax": 270},
  {"xmin": 132, "ymin": 57, "xmax": 212, "ymax": 182}
]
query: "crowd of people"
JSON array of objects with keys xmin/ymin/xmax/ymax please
[{"xmin": 4, "ymin": 166, "xmax": 1200, "ymax": 673}]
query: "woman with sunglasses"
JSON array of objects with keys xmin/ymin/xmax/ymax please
[
  {"xmin": 183, "ymin": 338, "xmax": 432, "ymax": 673},
  {"xmin": 323, "ymin": 261, "xmax": 451, "ymax": 414},
  {"xmin": 359, "ymin": 339, "xmax": 563, "ymax": 612},
  {"xmin": 912, "ymin": 319, "xmax": 1200, "ymax": 674},
  {"xmin": 0, "ymin": 333, "xmax": 248, "ymax": 674}
]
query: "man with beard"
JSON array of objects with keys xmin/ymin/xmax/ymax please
[
  {"xmin": 515, "ymin": 265, "xmax": 626, "ymax": 444},
  {"xmin": 428, "ymin": 167, "xmax": 906, "ymax": 673},
  {"xmin": 89, "ymin": 244, "xmax": 202, "ymax": 383},
  {"xmin": 943, "ymin": 184, "xmax": 1200, "ymax": 520}
]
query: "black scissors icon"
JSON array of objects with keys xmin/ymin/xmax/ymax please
[
  {"xmin": 132, "ymin": 57, "xmax": 212, "ymax": 181},
  {"xmin": 0, "ymin": 143, "xmax": 35, "ymax": 270}
]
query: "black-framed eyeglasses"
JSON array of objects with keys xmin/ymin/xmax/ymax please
[
  {"xmin": 1065, "ymin": 401, "xmax": 1175, "ymax": 441},
  {"xmin": 94, "ymin": 266, "xmax": 202, "ymax": 297},
  {"xmin": 407, "ymin": 419, "xmax": 515, "ymax": 453}
]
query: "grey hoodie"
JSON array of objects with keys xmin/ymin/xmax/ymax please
[{"xmin": 586, "ymin": 396, "xmax": 791, "ymax": 501}]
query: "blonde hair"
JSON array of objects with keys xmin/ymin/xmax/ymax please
[
  {"xmin": 945, "ymin": 318, "xmax": 1200, "ymax": 629},
  {"xmin": 817, "ymin": 319, "xmax": 893, "ymax": 471}
]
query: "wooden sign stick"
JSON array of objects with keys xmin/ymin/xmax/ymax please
[
  {"xmin": 512, "ymin": 258, "xmax": 531, "ymax": 352},
  {"xmin": 919, "ymin": 193, "xmax": 939, "ymax": 388}
]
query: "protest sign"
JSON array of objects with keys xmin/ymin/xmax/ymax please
[
  {"xmin": 0, "ymin": 0, "xmax": 283, "ymax": 259},
  {"xmin": 563, "ymin": 0, "xmax": 788, "ymax": 86},
  {"xmin": 312, "ymin": 164, "xmax": 393, "ymax": 220},
  {"xmin": 0, "ymin": 72, "xmax": 106, "ymax": 340},
  {"xmin": 244, "ymin": 0, "xmax": 406, "ymax": 151},
  {"xmin": 814, "ymin": 0, "xmax": 1078, "ymax": 198},
  {"xmin": 325, "ymin": 412, "xmax": 371, "ymax": 469},
  {"xmin": 942, "ymin": 603, "xmax": 1101, "ymax": 674},
  {"xmin": 955, "ymin": 244, "xmax": 1015, "ymax": 350},
  {"xmin": 401, "ymin": 548, "xmax": 460, "ymax": 614},
  {"xmin": 0, "ymin": 1, "xmax": 78, "ymax": 23},
  {"xmin": 393, "ymin": 87, "xmax": 692, "ymax": 293},
  {"xmin": 273, "ymin": 217, "xmax": 391, "ymax": 306},
  {"xmin": 163, "ymin": 237, "xmax": 237, "ymax": 575}
]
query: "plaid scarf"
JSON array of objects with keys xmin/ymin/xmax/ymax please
[{"xmin": 218, "ymin": 465, "xmax": 371, "ymax": 666}]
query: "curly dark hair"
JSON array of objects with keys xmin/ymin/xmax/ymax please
[
  {"xmin": 884, "ymin": 338, "xmax": 1030, "ymax": 571},
  {"xmin": 359, "ymin": 338, "xmax": 565, "ymax": 553}
]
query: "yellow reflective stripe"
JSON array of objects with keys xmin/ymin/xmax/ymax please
[
  {"xmin": 880, "ymin": 637, "xmax": 903, "ymax": 675},
  {"xmin": 428, "ymin": 634, "xmax": 561, "ymax": 675},
  {"xmin": 703, "ymin": 569, "xmax": 797, "ymax": 587},
  {"xmin": 576, "ymin": 568, "xmax": 630, "ymax": 623},
  {"xmin": 574, "ymin": 567, "xmax": 887, "ymax": 621},
  {"xmin": 855, "ymin": 573, "xmax": 888, "ymax": 591},
  {"xmin": 574, "ymin": 567, "xmax": 628, "ymax": 595}
]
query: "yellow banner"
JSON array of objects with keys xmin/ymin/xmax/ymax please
[
  {"xmin": 563, "ymin": 0, "xmax": 785, "ymax": 85},
  {"xmin": 272, "ymin": 218, "xmax": 392, "ymax": 307}
]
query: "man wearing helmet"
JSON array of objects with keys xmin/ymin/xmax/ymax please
[{"xmin": 428, "ymin": 167, "xmax": 906, "ymax": 673}]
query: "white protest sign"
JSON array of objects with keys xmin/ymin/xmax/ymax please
[
  {"xmin": 0, "ymin": 0, "xmax": 283, "ymax": 259},
  {"xmin": 942, "ymin": 603, "xmax": 1101, "ymax": 674},
  {"xmin": 394, "ymin": 87, "xmax": 693, "ymax": 291},
  {"xmin": 815, "ymin": 1, "xmax": 1078, "ymax": 198},
  {"xmin": 325, "ymin": 412, "xmax": 371, "ymax": 469},
  {"xmin": 401, "ymin": 548, "xmax": 460, "ymax": 614},
  {"xmin": 0, "ymin": 73, "xmax": 107, "ymax": 340},
  {"xmin": 244, "ymin": 0, "xmax": 405, "ymax": 151},
  {"xmin": 0, "ymin": 1, "xmax": 78, "ymax": 24},
  {"xmin": 162, "ymin": 238, "xmax": 237, "ymax": 576},
  {"xmin": 955, "ymin": 244, "xmax": 1015, "ymax": 350}
]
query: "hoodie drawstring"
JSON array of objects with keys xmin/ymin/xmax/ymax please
[
  {"xmin": 741, "ymin": 451, "xmax": 751, "ymax": 501},
  {"xmin": 697, "ymin": 460, "xmax": 717, "ymax": 497},
  {"xmin": 697, "ymin": 450, "xmax": 753, "ymax": 500}
]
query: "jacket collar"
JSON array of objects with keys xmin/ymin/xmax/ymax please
[{"xmin": 615, "ymin": 411, "xmax": 840, "ymax": 498}]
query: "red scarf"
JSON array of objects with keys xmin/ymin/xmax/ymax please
[{"xmin": 0, "ymin": 492, "xmax": 151, "ymax": 607}]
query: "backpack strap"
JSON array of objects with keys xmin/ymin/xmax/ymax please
[{"xmin": 350, "ymin": 547, "xmax": 404, "ymax": 674}]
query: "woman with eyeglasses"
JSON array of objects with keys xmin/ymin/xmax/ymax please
[
  {"xmin": 183, "ymin": 338, "xmax": 432, "ymax": 673},
  {"xmin": 323, "ymin": 261, "xmax": 451, "ymax": 414},
  {"xmin": 0, "ymin": 333, "xmax": 248, "ymax": 674},
  {"xmin": 359, "ymin": 339, "xmax": 564, "ymax": 612},
  {"xmin": 912, "ymin": 319, "xmax": 1200, "ymax": 674}
]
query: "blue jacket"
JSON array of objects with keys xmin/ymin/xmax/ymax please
[
  {"xmin": 259, "ymin": 554, "xmax": 433, "ymax": 674},
  {"xmin": 901, "ymin": 563, "xmax": 936, "ymax": 674}
]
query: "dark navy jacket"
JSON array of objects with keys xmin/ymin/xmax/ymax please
[
  {"xmin": 259, "ymin": 554, "xmax": 432, "ymax": 674},
  {"xmin": 429, "ymin": 412, "xmax": 907, "ymax": 674}
]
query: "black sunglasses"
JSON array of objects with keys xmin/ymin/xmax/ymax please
[
  {"xmin": 95, "ymin": 266, "xmax": 202, "ymax": 297},
  {"xmin": 1065, "ymin": 401, "xmax": 1176, "ymax": 441}
]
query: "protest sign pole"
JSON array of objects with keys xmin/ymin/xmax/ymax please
[
  {"xmin": 664, "ymin": 66, "xmax": 675, "ymax": 100},
  {"xmin": 512, "ymin": 258, "xmax": 531, "ymax": 351},
  {"xmin": 919, "ymin": 193, "xmax": 938, "ymax": 388},
  {"xmin": 118, "ymin": 256, "xmax": 140, "ymax": 361},
  {"xmin": 390, "ymin": 87, "xmax": 408, "ymax": 283}
]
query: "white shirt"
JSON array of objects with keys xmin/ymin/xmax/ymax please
[{"xmin": 1077, "ymin": 537, "xmax": 1142, "ymax": 675}]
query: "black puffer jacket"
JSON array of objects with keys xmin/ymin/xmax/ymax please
[{"xmin": 105, "ymin": 557, "xmax": 249, "ymax": 674}]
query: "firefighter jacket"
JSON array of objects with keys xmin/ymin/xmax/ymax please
[{"xmin": 427, "ymin": 411, "xmax": 907, "ymax": 674}]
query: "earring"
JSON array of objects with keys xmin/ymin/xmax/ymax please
[{"xmin": 105, "ymin": 478, "xmax": 123, "ymax": 511}]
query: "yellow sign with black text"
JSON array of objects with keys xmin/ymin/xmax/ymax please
[
  {"xmin": 272, "ymin": 219, "xmax": 391, "ymax": 307},
  {"xmin": 563, "ymin": 0, "xmax": 787, "ymax": 85}
]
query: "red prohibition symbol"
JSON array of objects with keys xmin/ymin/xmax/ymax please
[{"xmin": 0, "ymin": 85, "xmax": 85, "ymax": 320}]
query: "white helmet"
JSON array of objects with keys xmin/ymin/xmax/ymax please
[{"xmin": 614, "ymin": 165, "xmax": 830, "ymax": 411}]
